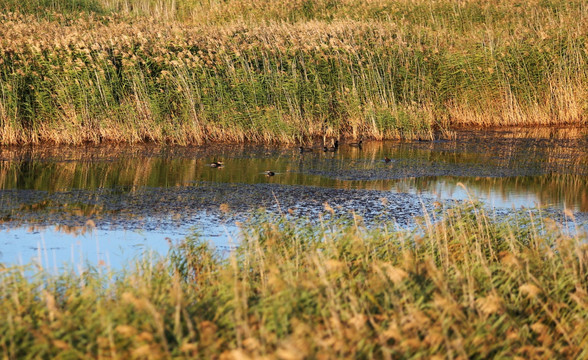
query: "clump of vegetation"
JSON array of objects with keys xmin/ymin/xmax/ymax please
[
  {"xmin": 0, "ymin": 0, "xmax": 587, "ymax": 145},
  {"xmin": 1, "ymin": 205, "xmax": 587, "ymax": 358}
]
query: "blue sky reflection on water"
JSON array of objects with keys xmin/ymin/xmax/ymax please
[
  {"xmin": 0, "ymin": 219, "xmax": 239, "ymax": 271},
  {"xmin": 390, "ymin": 177, "xmax": 567, "ymax": 211}
]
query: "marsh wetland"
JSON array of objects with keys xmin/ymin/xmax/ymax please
[
  {"xmin": 0, "ymin": 127, "xmax": 586, "ymax": 268},
  {"xmin": 3, "ymin": 0, "xmax": 588, "ymax": 357}
]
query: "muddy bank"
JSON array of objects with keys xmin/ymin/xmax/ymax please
[{"xmin": 0, "ymin": 182, "xmax": 441, "ymax": 231}]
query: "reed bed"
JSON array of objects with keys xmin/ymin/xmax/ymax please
[
  {"xmin": 0, "ymin": 0, "xmax": 587, "ymax": 145},
  {"xmin": 0, "ymin": 205, "xmax": 587, "ymax": 358}
]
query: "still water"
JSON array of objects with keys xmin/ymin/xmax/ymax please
[{"xmin": 0, "ymin": 127, "xmax": 586, "ymax": 268}]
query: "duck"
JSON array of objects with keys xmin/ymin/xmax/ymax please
[
  {"xmin": 349, "ymin": 140, "xmax": 362, "ymax": 148},
  {"xmin": 333, "ymin": 140, "xmax": 339, "ymax": 149},
  {"xmin": 264, "ymin": 170, "xmax": 275, "ymax": 176},
  {"xmin": 299, "ymin": 146, "xmax": 313, "ymax": 153},
  {"xmin": 384, "ymin": 156, "xmax": 391, "ymax": 163},
  {"xmin": 209, "ymin": 161, "xmax": 224, "ymax": 168},
  {"xmin": 323, "ymin": 145, "xmax": 337, "ymax": 152}
]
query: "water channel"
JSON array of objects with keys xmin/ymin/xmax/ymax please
[{"xmin": 0, "ymin": 127, "xmax": 586, "ymax": 270}]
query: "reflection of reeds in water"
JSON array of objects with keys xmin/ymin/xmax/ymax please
[
  {"xmin": 314, "ymin": 135, "xmax": 588, "ymax": 173},
  {"xmin": 0, "ymin": 151, "xmax": 199, "ymax": 191},
  {"xmin": 533, "ymin": 174, "xmax": 588, "ymax": 212},
  {"xmin": 484, "ymin": 127, "xmax": 588, "ymax": 140},
  {"xmin": 396, "ymin": 174, "xmax": 588, "ymax": 212},
  {"xmin": 17, "ymin": 223, "xmax": 96, "ymax": 237},
  {"xmin": 0, "ymin": 134, "xmax": 585, "ymax": 219}
]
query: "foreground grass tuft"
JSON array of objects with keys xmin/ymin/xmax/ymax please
[{"xmin": 1, "ymin": 205, "xmax": 587, "ymax": 358}]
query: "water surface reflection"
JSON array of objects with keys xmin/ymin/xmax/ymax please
[{"xmin": 0, "ymin": 127, "xmax": 586, "ymax": 267}]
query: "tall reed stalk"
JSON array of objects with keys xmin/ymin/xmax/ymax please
[{"xmin": 0, "ymin": 0, "xmax": 586, "ymax": 144}]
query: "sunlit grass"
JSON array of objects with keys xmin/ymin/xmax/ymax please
[
  {"xmin": 0, "ymin": 0, "xmax": 587, "ymax": 145},
  {"xmin": 1, "ymin": 205, "xmax": 587, "ymax": 358}
]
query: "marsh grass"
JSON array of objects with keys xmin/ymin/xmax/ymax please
[
  {"xmin": 0, "ymin": 0, "xmax": 587, "ymax": 144},
  {"xmin": 0, "ymin": 0, "xmax": 106, "ymax": 16},
  {"xmin": 1, "ymin": 204, "xmax": 587, "ymax": 358}
]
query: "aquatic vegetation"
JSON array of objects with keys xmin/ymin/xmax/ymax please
[
  {"xmin": 0, "ymin": 0, "xmax": 587, "ymax": 145},
  {"xmin": 0, "ymin": 205, "xmax": 587, "ymax": 358}
]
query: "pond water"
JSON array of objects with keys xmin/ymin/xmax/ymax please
[{"xmin": 0, "ymin": 127, "xmax": 586, "ymax": 269}]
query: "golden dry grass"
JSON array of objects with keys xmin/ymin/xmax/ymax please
[
  {"xmin": 0, "ymin": 0, "xmax": 586, "ymax": 144},
  {"xmin": 0, "ymin": 205, "xmax": 587, "ymax": 358}
]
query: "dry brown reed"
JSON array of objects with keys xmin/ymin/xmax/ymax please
[
  {"xmin": 0, "ymin": 0, "xmax": 587, "ymax": 144},
  {"xmin": 0, "ymin": 204, "xmax": 587, "ymax": 358}
]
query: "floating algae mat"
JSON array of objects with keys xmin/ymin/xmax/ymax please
[{"xmin": 0, "ymin": 128, "xmax": 586, "ymax": 267}]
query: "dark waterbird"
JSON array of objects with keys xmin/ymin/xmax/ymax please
[
  {"xmin": 299, "ymin": 146, "xmax": 313, "ymax": 153},
  {"xmin": 384, "ymin": 156, "xmax": 391, "ymax": 163},
  {"xmin": 264, "ymin": 170, "xmax": 275, "ymax": 176},
  {"xmin": 323, "ymin": 146, "xmax": 337, "ymax": 152},
  {"xmin": 209, "ymin": 161, "xmax": 224, "ymax": 168}
]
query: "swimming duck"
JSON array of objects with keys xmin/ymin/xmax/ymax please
[
  {"xmin": 323, "ymin": 146, "xmax": 337, "ymax": 152},
  {"xmin": 349, "ymin": 140, "xmax": 362, "ymax": 148},
  {"xmin": 209, "ymin": 161, "xmax": 224, "ymax": 168},
  {"xmin": 264, "ymin": 170, "xmax": 275, "ymax": 176},
  {"xmin": 299, "ymin": 146, "xmax": 313, "ymax": 153},
  {"xmin": 333, "ymin": 140, "xmax": 339, "ymax": 148},
  {"xmin": 384, "ymin": 156, "xmax": 391, "ymax": 163}
]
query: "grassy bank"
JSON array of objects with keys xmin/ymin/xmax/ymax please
[
  {"xmin": 1, "ymin": 205, "xmax": 587, "ymax": 358},
  {"xmin": 1, "ymin": 0, "xmax": 587, "ymax": 145}
]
